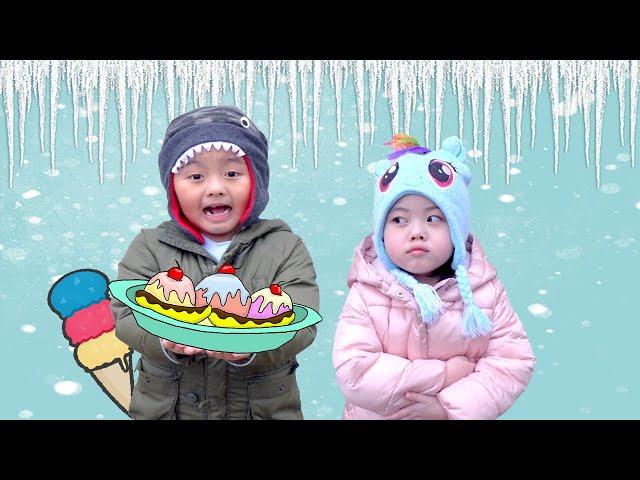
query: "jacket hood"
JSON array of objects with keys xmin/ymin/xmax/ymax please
[{"xmin": 347, "ymin": 233, "xmax": 497, "ymax": 303}]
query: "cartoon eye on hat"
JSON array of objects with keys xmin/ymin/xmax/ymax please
[
  {"xmin": 379, "ymin": 162, "xmax": 399, "ymax": 192},
  {"xmin": 240, "ymin": 116, "xmax": 251, "ymax": 128},
  {"xmin": 428, "ymin": 159, "xmax": 456, "ymax": 188}
]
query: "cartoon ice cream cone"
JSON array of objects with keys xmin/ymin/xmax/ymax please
[{"xmin": 48, "ymin": 269, "xmax": 133, "ymax": 416}]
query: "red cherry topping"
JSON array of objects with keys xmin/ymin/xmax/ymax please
[
  {"xmin": 270, "ymin": 284, "xmax": 282, "ymax": 296},
  {"xmin": 218, "ymin": 264, "xmax": 236, "ymax": 275},
  {"xmin": 167, "ymin": 267, "xmax": 183, "ymax": 281}
]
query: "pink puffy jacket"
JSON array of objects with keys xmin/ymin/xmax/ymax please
[{"xmin": 332, "ymin": 234, "xmax": 536, "ymax": 420}]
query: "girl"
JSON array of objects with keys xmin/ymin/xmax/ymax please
[{"xmin": 332, "ymin": 134, "xmax": 535, "ymax": 420}]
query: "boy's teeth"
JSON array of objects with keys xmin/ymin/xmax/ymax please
[{"xmin": 205, "ymin": 206, "xmax": 230, "ymax": 215}]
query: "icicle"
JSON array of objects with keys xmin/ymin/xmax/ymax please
[
  {"xmin": 385, "ymin": 61, "xmax": 400, "ymax": 135},
  {"xmin": 452, "ymin": 61, "xmax": 465, "ymax": 141},
  {"xmin": 82, "ymin": 61, "xmax": 97, "ymax": 164},
  {"xmin": 330, "ymin": 60, "xmax": 348, "ymax": 144},
  {"xmin": 211, "ymin": 61, "xmax": 222, "ymax": 106},
  {"xmin": 418, "ymin": 61, "xmax": 434, "ymax": 148},
  {"xmin": 312, "ymin": 60, "xmax": 323, "ymax": 168},
  {"xmin": 193, "ymin": 60, "xmax": 209, "ymax": 109},
  {"xmin": 400, "ymin": 61, "xmax": 417, "ymax": 135},
  {"xmin": 49, "ymin": 61, "xmax": 61, "ymax": 175},
  {"xmin": 177, "ymin": 60, "xmax": 191, "ymax": 114},
  {"xmin": 116, "ymin": 61, "xmax": 128, "ymax": 183},
  {"xmin": 354, "ymin": 60, "xmax": 365, "ymax": 167},
  {"xmin": 33, "ymin": 61, "xmax": 48, "ymax": 153},
  {"xmin": 298, "ymin": 60, "xmax": 312, "ymax": 147},
  {"xmin": 68, "ymin": 61, "xmax": 80, "ymax": 149},
  {"xmin": 614, "ymin": 60, "xmax": 628, "ymax": 146},
  {"xmin": 1, "ymin": 62, "xmax": 15, "ymax": 188},
  {"xmin": 579, "ymin": 61, "xmax": 595, "ymax": 168},
  {"xmin": 467, "ymin": 61, "xmax": 481, "ymax": 163},
  {"xmin": 15, "ymin": 60, "xmax": 30, "ymax": 168},
  {"xmin": 529, "ymin": 61, "xmax": 542, "ymax": 149},
  {"xmin": 631, "ymin": 61, "xmax": 638, "ymax": 168},
  {"xmin": 144, "ymin": 61, "xmax": 157, "ymax": 149},
  {"xmin": 287, "ymin": 60, "xmax": 298, "ymax": 167},
  {"xmin": 482, "ymin": 61, "xmax": 494, "ymax": 185},
  {"xmin": 434, "ymin": 60, "xmax": 447, "ymax": 149},
  {"xmin": 228, "ymin": 60, "xmax": 243, "ymax": 110},
  {"xmin": 192, "ymin": 61, "xmax": 203, "ymax": 109},
  {"xmin": 246, "ymin": 60, "xmax": 256, "ymax": 120},
  {"xmin": 127, "ymin": 61, "xmax": 142, "ymax": 164},
  {"xmin": 367, "ymin": 60, "xmax": 382, "ymax": 146},
  {"xmin": 546, "ymin": 60, "xmax": 560, "ymax": 174},
  {"xmin": 594, "ymin": 61, "xmax": 609, "ymax": 189},
  {"xmin": 560, "ymin": 61, "xmax": 575, "ymax": 153},
  {"xmin": 265, "ymin": 60, "xmax": 280, "ymax": 142},
  {"xmin": 98, "ymin": 61, "xmax": 109, "ymax": 184},
  {"xmin": 513, "ymin": 60, "xmax": 526, "ymax": 163},
  {"xmin": 164, "ymin": 60, "xmax": 175, "ymax": 122},
  {"xmin": 499, "ymin": 61, "xmax": 512, "ymax": 184}
]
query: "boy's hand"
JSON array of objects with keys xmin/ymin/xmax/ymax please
[
  {"xmin": 161, "ymin": 340, "xmax": 251, "ymax": 361},
  {"xmin": 385, "ymin": 393, "xmax": 448, "ymax": 420},
  {"xmin": 206, "ymin": 351, "xmax": 251, "ymax": 362},
  {"xmin": 160, "ymin": 339, "xmax": 206, "ymax": 356}
]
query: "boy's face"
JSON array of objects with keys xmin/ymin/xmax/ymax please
[
  {"xmin": 383, "ymin": 194, "xmax": 453, "ymax": 278},
  {"xmin": 173, "ymin": 149, "xmax": 251, "ymax": 242}
]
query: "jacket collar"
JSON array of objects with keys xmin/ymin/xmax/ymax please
[{"xmin": 157, "ymin": 219, "xmax": 292, "ymax": 266}]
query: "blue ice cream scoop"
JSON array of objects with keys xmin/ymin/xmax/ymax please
[{"xmin": 48, "ymin": 269, "xmax": 110, "ymax": 319}]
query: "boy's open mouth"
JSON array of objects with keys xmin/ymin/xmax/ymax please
[{"xmin": 204, "ymin": 206, "xmax": 232, "ymax": 216}]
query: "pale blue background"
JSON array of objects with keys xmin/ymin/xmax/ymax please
[{"xmin": 1, "ymin": 73, "xmax": 637, "ymax": 419}]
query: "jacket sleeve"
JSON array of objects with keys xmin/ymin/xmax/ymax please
[
  {"xmin": 437, "ymin": 280, "xmax": 536, "ymax": 419},
  {"xmin": 111, "ymin": 230, "xmax": 199, "ymax": 367},
  {"xmin": 252, "ymin": 236, "xmax": 319, "ymax": 367},
  {"xmin": 333, "ymin": 283, "xmax": 448, "ymax": 416}
]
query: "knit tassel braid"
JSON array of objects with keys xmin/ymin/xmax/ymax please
[
  {"xmin": 455, "ymin": 264, "xmax": 492, "ymax": 338},
  {"xmin": 391, "ymin": 268, "xmax": 443, "ymax": 324}
]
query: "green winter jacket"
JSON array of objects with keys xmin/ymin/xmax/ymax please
[{"xmin": 111, "ymin": 219, "xmax": 319, "ymax": 420}]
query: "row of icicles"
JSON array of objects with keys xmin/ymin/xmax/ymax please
[{"xmin": 0, "ymin": 60, "xmax": 637, "ymax": 189}]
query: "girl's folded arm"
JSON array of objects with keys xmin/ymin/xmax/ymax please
[{"xmin": 333, "ymin": 283, "xmax": 448, "ymax": 416}]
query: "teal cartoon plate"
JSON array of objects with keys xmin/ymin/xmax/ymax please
[{"xmin": 108, "ymin": 280, "xmax": 322, "ymax": 353}]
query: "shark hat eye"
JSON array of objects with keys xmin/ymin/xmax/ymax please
[
  {"xmin": 428, "ymin": 159, "xmax": 455, "ymax": 188},
  {"xmin": 240, "ymin": 116, "xmax": 251, "ymax": 128},
  {"xmin": 379, "ymin": 162, "xmax": 399, "ymax": 193}
]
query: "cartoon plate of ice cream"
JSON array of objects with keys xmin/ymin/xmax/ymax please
[{"xmin": 134, "ymin": 264, "xmax": 211, "ymax": 323}]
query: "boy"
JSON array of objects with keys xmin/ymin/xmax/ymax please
[{"xmin": 111, "ymin": 105, "xmax": 319, "ymax": 420}]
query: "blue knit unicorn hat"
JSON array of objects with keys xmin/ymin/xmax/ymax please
[{"xmin": 372, "ymin": 134, "xmax": 492, "ymax": 338}]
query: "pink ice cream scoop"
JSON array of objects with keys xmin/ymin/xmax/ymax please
[{"xmin": 247, "ymin": 285, "xmax": 292, "ymax": 320}]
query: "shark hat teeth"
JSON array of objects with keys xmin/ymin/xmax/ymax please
[{"xmin": 170, "ymin": 141, "xmax": 247, "ymax": 173}]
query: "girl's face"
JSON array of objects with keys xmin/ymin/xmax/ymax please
[
  {"xmin": 383, "ymin": 194, "xmax": 453, "ymax": 278},
  {"xmin": 173, "ymin": 149, "xmax": 251, "ymax": 242}
]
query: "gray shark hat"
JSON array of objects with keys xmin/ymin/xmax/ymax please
[{"xmin": 158, "ymin": 105, "xmax": 269, "ymax": 244}]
